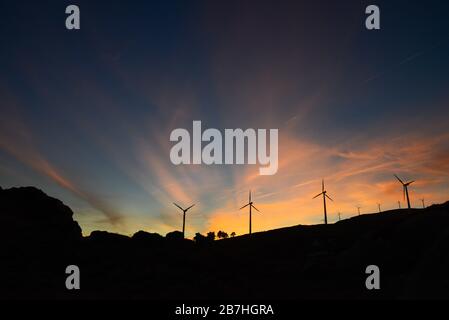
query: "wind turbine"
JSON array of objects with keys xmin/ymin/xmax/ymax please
[
  {"xmin": 421, "ymin": 198, "xmax": 425, "ymax": 208},
  {"xmin": 173, "ymin": 203, "xmax": 195, "ymax": 238},
  {"xmin": 313, "ymin": 179, "xmax": 333, "ymax": 225},
  {"xmin": 377, "ymin": 203, "xmax": 382, "ymax": 213},
  {"xmin": 239, "ymin": 190, "xmax": 260, "ymax": 235},
  {"xmin": 356, "ymin": 206, "xmax": 361, "ymax": 216},
  {"xmin": 337, "ymin": 212, "xmax": 341, "ymax": 221},
  {"xmin": 398, "ymin": 201, "xmax": 401, "ymax": 209},
  {"xmin": 394, "ymin": 174, "xmax": 415, "ymax": 209}
]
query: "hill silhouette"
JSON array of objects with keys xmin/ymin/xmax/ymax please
[{"xmin": 0, "ymin": 186, "xmax": 448, "ymax": 299}]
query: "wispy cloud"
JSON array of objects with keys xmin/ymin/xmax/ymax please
[{"xmin": 0, "ymin": 94, "xmax": 123, "ymax": 224}]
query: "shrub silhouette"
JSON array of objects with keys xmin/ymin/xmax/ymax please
[
  {"xmin": 217, "ymin": 230, "xmax": 229, "ymax": 239},
  {"xmin": 193, "ymin": 232, "xmax": 206, "ymax": 243},
  {"xmin": 132, "ymin": 230, "xmax": 163, "ymax": 247},
  {"xmin": 206, "ymin": 231, "xmax": 216, "ymax": 241},
  {"xmin": 194, "ymin": 232, "xmax": 218, "ymax": 245},
  {"xmin": 166, "ymin": 230, "xmax": 184, "ymax": 240}
]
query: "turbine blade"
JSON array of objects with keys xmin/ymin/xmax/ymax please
[
  {"xmin": 173, "ymin": 202, "xmax": 184, "ymax": 211},
  {"xmin": 406, "ymin": 180, "xmax": 415, "ymax": 186},
  {"xmin": 322, "ymin": 179, "xmax": 325, "ymax": 192},
  {"xmin": 249, "ymin": 190, "xmax": 252, "ymax": 203},
  {"xmin": 394, "ymin": 174, "xmax": 404, "ymax": 185},
  {"xmin": 185, "ymin": 204, "xmax": 195, "ymax": 212},
  {"xmin": 251, "ymin": 205, "xmax": 260, "ymax": 212},
  {"xmin": 239, "ymin": 203, "xmax": 250, "ymax": 210},
  {"xmin": 325, "ymin": 194, "xmax": 334, "ymax": 202},
  {"xmin": 313, "ymin": 192, "xmax": 323, "ymax": 199}
]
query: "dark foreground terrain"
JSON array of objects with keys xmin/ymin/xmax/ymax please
[{"xmin": 1, "ymin": 186, "xmax": 448, "ymax": 299}]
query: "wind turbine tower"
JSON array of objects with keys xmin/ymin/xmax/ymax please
[
  {"xmin": 173, "ymin": 203, "xmax": 195, "ymax": 238},
  {"xmin": 313, "ymin": 180, "xmax": 333, "ymax": 225},
  {"xmin": 239, "ymin": 191, "xmax": 260, "ymax": 235},
  {"xmin": 394, "ymin": 174, "xmax": 415, "ymax": 209}
]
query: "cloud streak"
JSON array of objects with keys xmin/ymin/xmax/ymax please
[{"xmin": 0, "ymin": 96, "xmax": 123, "ymax": 224}]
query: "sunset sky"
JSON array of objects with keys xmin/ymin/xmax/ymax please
[{"xmin": 1, "ymin": 0, "xmax": 449, "ymax": 237}]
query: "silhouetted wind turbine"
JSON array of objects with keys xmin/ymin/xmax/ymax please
[
  {"xmin": 239, "ymin": 191, "xmax": 260, "ymax": 235},
  {"xmin": 398, "ymin": 201, "xmax": 401, "ymax": 209},
  {"xmin": 394, "ymin": 174, "xmax": 415, "ymax": 209},
  {"xmin": 337, "ymin": 212, "xmax": 341, "ymax": 221},
  {"xmin": 356, "ymin": 206, "xmax": 361, "ymax": 216},
  {"xmin": 173, "ymin": 203, "xmax": 195, "ymax": 238},
  {"xmin": 313, "ymin": 179, "xmax": 333, "ymax": 225},
  {"xmin": 377, "ymin": 203, "xmax": 382, "ymax": 213},
  {"xmin": 421, "ymin": 198, "xmax": 425, "ymax": 208}
]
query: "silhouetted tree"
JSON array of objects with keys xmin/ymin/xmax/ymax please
[
  {"xmin": 132, "ymin": 230, "xmax": 163, "ymax": 242},
  {"xmin": 166, "ymin": 230, "xmax": 184, "ymax": 241},
  {"xmin": 231, "ymin": 232, "xmax": 236, "ymax": 237},
  {"xmin": 193, "ymin": 232, "xmax": 206, "ymax": 243},
  {"xmin": 217, "ymin": 230, "xmax": 229, "ymax": 239},
  {"xmin": 194, "ymin": 232, "xmax": 217, "ymax": 244},
  {"xmin": 206, "ymin": 231, "xmax": 216, "ymax": 241}
]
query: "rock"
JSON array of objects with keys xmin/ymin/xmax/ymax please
[{"xmin": 0, "ymin": 186, "xmax": 82, "ymax": 250}]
